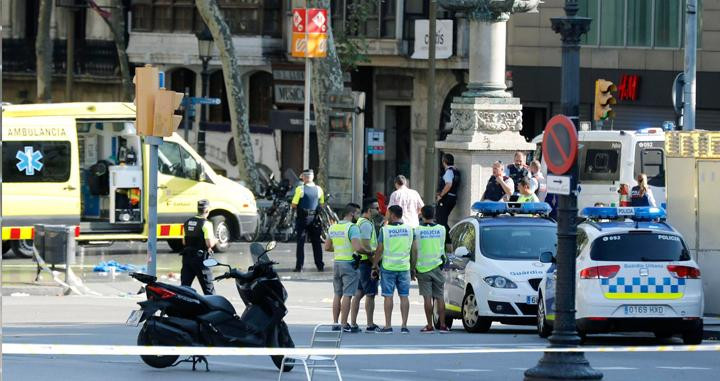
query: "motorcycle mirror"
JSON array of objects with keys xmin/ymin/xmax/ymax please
[
  {"xmin": 266, "ymin": 241, "xmax": 277, "ymax": 251},
  {"xmin": 203, "ymin": 258, "xmax": 219, "ymax": 267},
  {"xmin": 270, "ymin": 172, "xmax": 275, "ymax": 180}
]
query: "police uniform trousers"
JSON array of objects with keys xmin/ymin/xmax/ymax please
[
  {"xmin": 436, "ymin": 195, "xmax": 456, "ymax": 241},
  {"xmin": 295, "ymin": 213, "xmax": 324, "ymax": 271},
  {"xmin": 181, "ymin": 250, "xmax": 215, "ymax": 295}
]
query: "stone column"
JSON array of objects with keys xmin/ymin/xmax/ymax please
[{"xmin": 436, "ymin": 0, "xmax": 539, "ymax": 226}]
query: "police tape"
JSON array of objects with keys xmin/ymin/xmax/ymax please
[{"xmin": 4, "ymin": 343, "xmax": 720, "ymax": 357}]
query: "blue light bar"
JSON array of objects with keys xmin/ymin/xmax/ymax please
[
  {"xmin": 471, "ymin": 201, "xmax": 552, "ymax": 216},
  {"xmin": 580, "ymin": 207, "xmax": 666, "ymax": 221}
]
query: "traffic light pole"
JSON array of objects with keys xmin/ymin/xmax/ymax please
[
  {"xmin": 525, "ymin": 2, "xmax": 602, "ymax": 380},
  {"xmin": 145, "ymin": 136, "xmax": 163, "ymax": 277}
]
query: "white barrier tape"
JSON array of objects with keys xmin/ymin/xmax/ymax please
[{"xmin": 4, "ymin": 343, "xmax": 720, "ymax": 357}]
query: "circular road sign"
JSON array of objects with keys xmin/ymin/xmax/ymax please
[{"xmin": 542, "ymin": 114, "xmax": 578, "ymax": 175}]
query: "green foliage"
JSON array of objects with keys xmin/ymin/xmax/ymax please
[{"xmin": 334, "ymin": 0, "xmax": 373, "ymax": 72}]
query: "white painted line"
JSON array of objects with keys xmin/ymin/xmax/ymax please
[
  {"xmin": 4, "ymin": 343, "xmax": 720, "ymax": 357},
  {"xmin": 361, "ymin": 369, "xmax": 416, "ymax": 373},
  {"xmin": 594, "ymin": 367, "xmax": 638, "ymax": 370},
  {"xmin": 657, "ymin": 366, "xmax": 711, "ymax": 370},
  {"xmin": 435, "ymin": 368, "xmax": 492, "ymax": 373}
]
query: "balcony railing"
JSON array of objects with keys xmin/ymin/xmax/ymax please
[{"xmin": 3, "ymin": 39, "xmax": 121, "ymax": 77}]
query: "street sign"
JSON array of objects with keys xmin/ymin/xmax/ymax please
[
  {"xmin": 542, "ymin": 114, "xmax": 578, "ymax": 175},
  {"xmin": 546, "ymin": 174, "xmax": 571, "ymax": 195},
  {"xmin": 672, "ymin": 72, "xmax": 685, "ymax": 116},
  {"xmin": 290, "ymin": 8, "xmax": 328, "ymax": 58},
  {"xmin": 367, "ymin": 129, "xmax": 385, "ymax": 155}
]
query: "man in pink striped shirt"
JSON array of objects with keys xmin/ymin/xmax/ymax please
[{"xmin": 387, "ymin": 175, "xmax": 424, "ymax": 227}]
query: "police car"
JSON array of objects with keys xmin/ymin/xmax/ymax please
[
  {"xmin": 536, "ymin": 207, "xmax": 704, "ymax": 344},
  {"xmin": 438, "ymin": 202, "xmax": 557, "ymax": 333}
]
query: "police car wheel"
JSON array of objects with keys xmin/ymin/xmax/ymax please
[
  {"xmin": 12, "ymin": 240, "xmax": 34, "ymax": 259},
  {"xmin": 210, "ymin": 215, "xmax": 230, "ymax": 253},
  {"xmin": 537, "ymin": 296, "xmax": 552, "ymax": 338},
  {"xmin": 682, "ymin": 321, "xmax": 703, "ymax": 345},
  {"xmin": 653, "ymin": 330, "xmax": 674, "ymax": 340},
  {"xmin": 462, "ymin": 291, "xmax": 491, "ymax": 333}
]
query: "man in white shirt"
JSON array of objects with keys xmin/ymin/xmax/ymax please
[{"xmin": 387, "ymin": 175, "xmax": 424, "ymax": 227}]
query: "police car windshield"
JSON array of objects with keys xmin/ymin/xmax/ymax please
[
  {"xmin": 479, "ymin": 226, "xmax": 557, "ymax": 260},
  {"xmin": 590, "ymin": 232, "xmax": 690, "ymax": 262}
]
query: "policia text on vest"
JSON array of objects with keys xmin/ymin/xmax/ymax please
[{"xmin": 181, "ymin": 200, "xmax": 216, "ymax": 295}]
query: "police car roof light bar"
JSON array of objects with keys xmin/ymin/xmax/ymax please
[
  {"xmin": 471, "ymin": 201, "xmax": 552, "ymax": 216},
  {"xmin": 471, "ymin": 201, "xmax": 507, "ymax": 215},
  {"xmin": 580, "ymin": 207, "xmax": 666, "ymax": 221}
]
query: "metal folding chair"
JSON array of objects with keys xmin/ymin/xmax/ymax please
[{"xmin": 278, "ymin": 324, "xmax": 343, "ymax": 381}]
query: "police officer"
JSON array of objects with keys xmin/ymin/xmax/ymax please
[
  {"xmin": 291, "ymin": 169, "xmax": 325, "ymax": 272},
  {"xmin": 181, "ymin": 199, "xmax": 216, "ymax": 295},
  {"xmin": 411, "ymin": 205, "xmax": 451, "ymax": 333},
  {"xmin": 507, "ymin": 151, "xmax": 529, "ymax": 194},
  {"xmin": 373, "ymin": 205, "xmax": 413, "ymax": 334},
  {"xmin": 435, "ymin": 153, "xmax": 460, "ymax": 241}
]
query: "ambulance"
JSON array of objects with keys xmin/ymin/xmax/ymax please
[
  {"xmin": 530, "ymin": 128, "xmax": 666, "ymax": 210},
  {"xmin": 1, "ymin": 103, "xmax": 258, "ymax": 258}
]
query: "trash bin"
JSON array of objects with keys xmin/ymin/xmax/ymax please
[{"xmin": 33, "ymin": 224, "xmax": 76, "ymax": 265}]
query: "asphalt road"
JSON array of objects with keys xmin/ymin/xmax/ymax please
[{"xmin": 2, "ymin": 242, "xmax": 720, "ymax": 380}]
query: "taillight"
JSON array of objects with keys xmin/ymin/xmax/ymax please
[
  {"xmin": 667, "ymin": 265, "xmax": 701, "ymax": 279},
  {"xmin": 74, "ymin": 225, "xmax": 80, "ymax": 238},
  {"xmin": 580, "ymin": 265, "xmax": 621, "ymax": 279},
  {"xmin": 146, "ymin": 285, "xmax": 176, "ymax": 299}
]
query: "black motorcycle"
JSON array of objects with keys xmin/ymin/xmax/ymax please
[{"xmin": 127, "ymin": 241, "xmax": 295, "ymax": 372}]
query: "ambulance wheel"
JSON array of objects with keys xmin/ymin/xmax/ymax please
[
  {"xmin": 12, "ymin": 240, "xmax": 34, "ymax": 259},
  {"xmin": 432, "ymin": 302, "xmax": 453, "ymax": 330},
  {"xmin": 682, "ymin": 321, "xmax": 703, "ymax": 345},
  {"xmin": 210, "ymin": 215, "xmax": 230, "ymax": 253},
  {"xmin": 166, "ymin": 239, "xmax": 184, "ymax": 253},
  {"xmin": 537, "ymin": 296, "xmax": 552, "ymax": 339},
  {"xmin": 2, "ymin": 242, "xmax": 13, "ymax": 258},
  {"xmin": 462, "ymin": 291, "xmax": 491, "ymax": 333}
]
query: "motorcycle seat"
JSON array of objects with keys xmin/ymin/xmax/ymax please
[{"xmin": 201, "ymin": 295, "xmax": 237, "ymax": 315}]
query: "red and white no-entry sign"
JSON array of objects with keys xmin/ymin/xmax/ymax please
[{"xmin": 542, "ymin": 114, "xmax": 578, "ymax": 175}]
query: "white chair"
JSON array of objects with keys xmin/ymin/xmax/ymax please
[{"xmin": 278, "ymin": 324, "xmax": 343, "ymax": 381}]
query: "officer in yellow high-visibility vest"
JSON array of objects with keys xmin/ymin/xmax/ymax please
[
  {"xmin": 372, "ymin": 205, "xmax": 413, "ymax": 334},
  {"xmin": 349, "ymin": 199, "xmax": 381, "ymax": 333},
  {"xmin": 411, "ymin": 205, "xmax": 452, "ymax": 333},
  {"xmin": 324, "ymin": 203, "xmax": 363, "ymax": 332}
]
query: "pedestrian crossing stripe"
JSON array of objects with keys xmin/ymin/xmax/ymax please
[
  {"xmin": 157, "ymin": 224, "xmax": 184, "ymax": 237},
  {"xmin": 2, "ymin": 226, "xmax": 35, "ymax": 240}
]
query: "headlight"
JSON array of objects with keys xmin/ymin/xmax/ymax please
[{"xmin": 483, "ymin": 276, "xmax": 518, "ymax": 289}]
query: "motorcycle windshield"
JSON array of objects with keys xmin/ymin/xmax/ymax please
[{"xmin": 250, "ymin": 243, "xmax": 271, "ymax": 264}]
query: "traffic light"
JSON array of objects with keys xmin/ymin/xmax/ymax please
[
  {"xmin": 594, "ymin": 79, "xmax": 617, "ymax": 121},
  {"xmin": 133, "ymin": 64, "xmax": 184, "ymax": 136},
  {"xmin": 134, "ymin": 65, "xmax": 159, "ymax": 136},
  {"xmin": 154, "ymin": 89, "xmax": 184, "ymax": 137}
]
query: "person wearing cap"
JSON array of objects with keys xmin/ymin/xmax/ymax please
[
  {"xmin": 181, "ymin": 199, "xmax": 216, "ymax": 295},
  {"xmin": 291, "ymin": 169, "xmax": 325, "ymax": 272}
]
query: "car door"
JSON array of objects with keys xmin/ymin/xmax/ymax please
[
  {"xmin": 156, "ymin": 140, "xmax": 202, "ymax": 225},
  {"xmin": 447, "ymin": 221, "xmax": 475, "ymax": 308}
]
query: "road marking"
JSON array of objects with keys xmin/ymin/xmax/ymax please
[
  {"xmin": 361, "ymin": 369, "xmax": 416, "ymax": 373},
  {"xmin": 657, "ymin": 366, "xmax": 711, "ymax": 370},
  {"xmin": 594, "ymin": 367, "xmax": 638, "ymax": 370},
  {"xmin": 435, "ymin": 368, "xmax": 492, "ymax": 372}
]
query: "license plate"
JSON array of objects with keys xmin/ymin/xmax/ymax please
[
  {"xmin": 624, "ymin": 305, "xmax": 665, "ymax": 316},
  {"xmin": 526, "ymin": 295, "xmax": 538, "ymax": 305},
  {"xmin": 126, "ymin": 310, "xmax": 143, "ymax": 327}
]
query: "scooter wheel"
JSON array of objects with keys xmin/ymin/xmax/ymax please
[
  {"xmin": 271, "ymin": 323, "xmax": 295, "ymax": 372},
  {"xmin": 137, "ymin": 323, "xmax": 179, "ymax": 368},
  {"xmin": 271, "ymin": 355, "xmax": 295, "ymax": 372}
]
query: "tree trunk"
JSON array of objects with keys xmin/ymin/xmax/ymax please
[
  {"xmin": 90, "ymin": 0, "xmax": 133, "ymax": 101},
  {"xmin": 195, "ymin": 0, "xmax": 260, "ymax": 193},
  {"xmin": 307, "ymin": 0, "xmax": 344, "ymax": 191},
  {"xmin": 36, "ymin": 0, "xmax": 54, "ymax": 102}
]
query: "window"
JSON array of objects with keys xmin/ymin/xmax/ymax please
[
  {"xmin": 635, "ymin": 144, "xmax": 665, "ymax": 187},
  {"xmin": 577, "ymin": 228, "xmax": 589, "ymax": 257},
  {"xmin": 158, "ymin": 142, "xmax": 203, "ymax": 181},
  {"xmin": 3, "ymin": 141, "xmax": 72, "ymax": 183},
  {"xmin": 590, "ymin": 232, "xmax": 690, "ymax": 261},
  {"xmin": 450, "ymin": 222, "xmax": 475, "ymax": 258},
  {"xmin": 579, "ymin": 0, "xmax": 700, "ymax": 48},
  {"xmin": 579, "ymin": 142, "xmax": 621, "ymax": 182},
  {"xmin": 479, "ymin": 226, "xmax": 557, "ymax": 261}
]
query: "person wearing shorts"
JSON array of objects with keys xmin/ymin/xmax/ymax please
[
  {"xmin": 350, "ymin": 199, "xmax": 381, "ymax": 333},
  {"xmin": 325, "ymin": 203, "xmax": 362, "ymax": 332},
  {"xmin": 411, "ymin": 205, "xmax": 451, "ymax": 333},
  {"xmin": 373, "ymin": 205, "xmax": 413, "ymax": 334}
]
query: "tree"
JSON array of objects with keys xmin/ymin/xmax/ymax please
[
  {"xmin": 87, "ymin": 0, "xmax": 133, "ymax": 101},
  {"xmin": 36, "ymin": 0, "xmax": 54, "ymax": 102},
  {"xmin": 333, "ymin": 0, "xmax": 372, "ymax": 72},
  {"xmin": 195, "ymin": 0, "xmax": 260, "ymax": 193}
]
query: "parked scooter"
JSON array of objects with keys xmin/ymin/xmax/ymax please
[{"xmin": 127, "ymin": 241, "xmax": 295, "ymax": 372}]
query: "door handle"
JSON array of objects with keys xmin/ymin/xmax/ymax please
[
  {"xmin": 64, "ymin": 185, "xmax": 76, "ymax": 191},
  {"xmin": 158, "ymin": 185, "xmax": 168, "ymax": 189}
]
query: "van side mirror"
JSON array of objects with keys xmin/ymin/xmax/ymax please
[
  {"xmin": 197, "ymin": 166, "xmax": 208, "ymax": 182},
  {"xmin": 454, "ymin": 246, "xmax": 470, "ymax": 259},
  {"xmin": 539, "ymin": 251, "xmax": 555, "ymax": 264}
]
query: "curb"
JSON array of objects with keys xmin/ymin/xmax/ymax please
[{"xmin": 2, "ymin": 285, "xmax": 66, "ymax": 296}]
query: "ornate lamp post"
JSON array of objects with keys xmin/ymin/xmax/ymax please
[
  {"xmin": 195, "ymin": 25, "xmax": 214, "ymax": 158},
  {"xmin": 525, "ymin": 2, "xmax": 601, "ymax": 380}
]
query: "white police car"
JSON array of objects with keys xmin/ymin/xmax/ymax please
[
  {"xmin": 536, "ymin": 207, "xmax": 704, "ymax": 344},
  {"xmin": 438, "ymin": 202, "xmax": 556, "ymax": 333}
]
